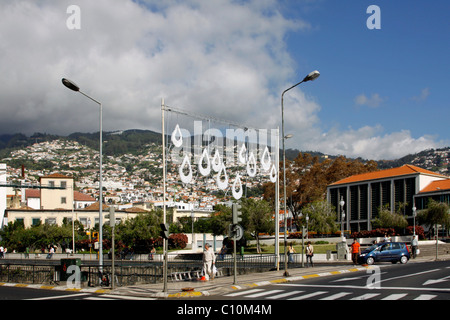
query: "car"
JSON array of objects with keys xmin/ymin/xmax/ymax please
[{"xmin": 358, "ymin": 242, "xmax": 410, "ymax": 265}]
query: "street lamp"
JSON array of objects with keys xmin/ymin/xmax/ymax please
[
  {"xmin": 340, "ymin": 197, "xmax": 345, "ymax": 239},
  {"xmin": 281, "ymin": 70, "xmax": 320, "ymax": 276},
  {"xmin": 412, "ymin": 205, "xmax": 417, "ymax": 237},
  {"xmin": 62, "ymin": 78, "xmax": 104, "ymax": 271}
]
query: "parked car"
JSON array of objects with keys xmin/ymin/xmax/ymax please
[{"xmin": 358, "ymin": 242, "xmax": 410, "ymax": 265}]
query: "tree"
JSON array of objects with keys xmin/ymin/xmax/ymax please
[
  {"xmin": 417, "ymin": 199, "xmax": 450, "ymax": 231},
  {"xmin": 299, "ymin": 200, "xmax": 338, "ymax": 234},
  {"xmin": 371, "ymin": 204, "xmax": 409, "ymax": 229},
  {"xmin": 263, "ymin": 153, "xmax": 378, "ymax": 229},
  {"xmin": 241, "ymin": 198, "xmax": 274, "ymax": 253}
]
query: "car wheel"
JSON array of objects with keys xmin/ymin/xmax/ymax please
[
  {"xmin": 366, "ymin": 257, "xmax": 375, "ymax": 265},
  {"xmin": 400, "ymin": 256, "xmax": 408, "ymax": 264}
]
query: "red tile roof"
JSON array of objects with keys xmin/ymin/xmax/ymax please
[
  {"xmin": 419, "ymin": 179, "xmax": 450, "ymax": 193},
  {"xmin": 330, "ymin": 164, "xmax": 447, "ymax": 186}
]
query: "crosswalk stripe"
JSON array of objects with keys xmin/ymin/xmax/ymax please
[
  {"xmin": 350, "ymin": 293, "xmax": 380, "ymax": 300},
  {"xmin": 414, "ymin": 294, "xmax": 437, "ymax": 300},
  {"xmin": 245, "ymin": 290, "xmax": 284, "ymax": 298},
  {"xmin": 382, "ymin": 293, "xmax": 408, "ymax": 300},
  {"xmin": 26, "ymin": 293, "xmax": 90, "ymax": 300},
  {"xmin": 267, "ymin": 291, "xmax": 303, "ymax": 299},
  {"xmin": 226, "ymin": 288, "xmax": 264, "ymax": 297},
  {"xmin": 98, "ymin": 294, "xmax": 156, "ymax": 300},
  {"xmin": 288, "ymin": 291, "xmax": 328, "ymax": 300},
  {"xmin": 320, "ymin": 292, "xmax": 352, "ymax": 300}
]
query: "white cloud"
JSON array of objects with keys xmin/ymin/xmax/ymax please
[
  {"xmin": 301, "ymin": 125, "xmax": 447, "ymax": 160},
  {"xmin": 0, "ymin": 0, "xmax": 444, "ymax": 161},
  {"xmin": 354, "ymin": 93, "xmax": 385, "ymax": 108},
  {"xmin": 411, "ymin": 88, "xmax": 430, "ymax": 102}
]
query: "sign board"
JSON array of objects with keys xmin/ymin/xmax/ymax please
[{"xmin": 229, "ymin": 224, "xmax": 244, "ymax": 241}]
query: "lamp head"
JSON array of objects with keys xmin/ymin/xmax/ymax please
[
  {"xmin": 62, "ymin": 78, "xmax": 80, "ymax": 92},
  {"xmin": 303, "ymin": 70, "xmax": 320, "ymax": 82}
]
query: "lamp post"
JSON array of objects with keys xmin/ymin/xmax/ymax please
[
  {"xmin": 412, "ymin": 205, "xmax": 417, "ymax": 237},
  {"xmin": 340, "ymin": 197, "xmax": 345, "ymax": 240},
  {"xmin": 62, "ymin": 78, "xmax": 104, "ymax": 271},
  {"xmin": 281, "ymin": 70, "xmax": 320, "ymax": 276}
]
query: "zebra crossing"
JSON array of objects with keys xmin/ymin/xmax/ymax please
[{"xmin": 224, "ymin": 287, "xmax": 437, "ymax": 300}]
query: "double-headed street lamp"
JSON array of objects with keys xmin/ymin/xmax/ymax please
[
  {"xmin": 62, "ymin": 78, "xmax": 104, "ymax": 271},
  {"xmin": 281, "ymin": 70, "xmax": 320, "ymax": 276}
]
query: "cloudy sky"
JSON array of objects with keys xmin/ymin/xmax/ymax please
[{"xmin": 0, "ymin": 0, "xmax": 449, "ymax": 160}]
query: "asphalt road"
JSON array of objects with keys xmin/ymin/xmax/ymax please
[{"xmin": 209, "ymin": 260, "xmax": 450, "ymax": 301}]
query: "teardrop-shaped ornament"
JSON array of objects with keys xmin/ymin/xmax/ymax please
[
  {"xmin": 238, "ymin": 144, "xmax": 247, "ymax": 164},
  {"xmin": 261, "ymin": 146, "xmax": 271, "ymax": 171},
  {"xmin": 232, "ymin": 173, "xmax": 243, "ymax": 200},
  {"xmin": 269, "ymin": 164, "xmax": 277, "ymax": 183},
  {"xmin": 171, "ymin": 124, "xmax": 183, "ymax": 147},
  {"xmin": 198, "ymin": 148, "xmax": 211, "ymax": 176},
  {"xmin": 212, "ymin": 148, "xmax": 222, "ymax": 172},
  {"xmin": 179, "ymin": 154, "xmax": 193, "ymax": 184},
  {"xmin": 216, "ymin": 162, "xmax": 228, "ymax": 190},
  {"xmin": 247, "ymin": 152, "xmax": 257, "ymax": 177}
]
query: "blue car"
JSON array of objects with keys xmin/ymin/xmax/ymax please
[{"xmin": 358, "ymin": 242, "xmax": 410, "ymax": 265}]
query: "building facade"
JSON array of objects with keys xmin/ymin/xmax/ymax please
[
  {"xmin": 327, "ymin": 165, "xmax": 449, "ymax": 233},
  {"xmin": 39, "ymin": 173, "xmax": 74, "ymax": 210}
]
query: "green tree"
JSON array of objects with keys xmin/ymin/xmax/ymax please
[
  {"xmin": 241, "ymin": 198, "xmax": 274, "ymax": 253},
  {"xmin": 417, "ymin": 199, "xmax": 450, "ymax": 230},
  {"xmin": 372, "ymin": 203, "xmax": 409, "ymax": 229},
  {"xmin": 299, "ymin": 200, "xmax": 338, "ymax": 234}
]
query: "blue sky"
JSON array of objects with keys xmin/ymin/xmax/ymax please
[{"xmin": 0, "ymin": 0, "xmax": 448, "ymax": 160}]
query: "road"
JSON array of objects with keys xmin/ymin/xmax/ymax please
[
  {"xmin": 0, "ymin": 286, "xmax": 155, "ymax": 300},
  {"xmin": 210, "ymin": 260, "xmax": 450, "ymax": 300}
]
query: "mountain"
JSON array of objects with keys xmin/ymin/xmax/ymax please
[
  {"xmin": 0, "ymin": 130, "xmax": 162, "ymax": 158},
  {"xmin": 1, "ymin": 130, "xmax": 449, "ymax": 175}
]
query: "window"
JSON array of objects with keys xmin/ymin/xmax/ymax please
[
  {"xmin": 61, "ymin": 197, "xmax": 67, "ymax": 204},
  {"xmin": 45, "ymin": 218, "xmax": 56, "ymax": 225},
  {"xmin": 61, "ymin": 181, "xmax": 67, "ymax": 189},
  {"xmin": 48, "ymin": 181, "xmax": 55, "ymax": 188},
  {"xmin": 32, "ymin": 218, "xmax": 41, "ymax": 226}
]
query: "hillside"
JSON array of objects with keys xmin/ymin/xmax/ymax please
[{"xmin": 1, "ymin": 130, "xmax": 450, "ymax": 175}]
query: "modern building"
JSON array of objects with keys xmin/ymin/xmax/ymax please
[{"xmin": 327, "ymin": 164, "xmax": 449, "ymax": 233}]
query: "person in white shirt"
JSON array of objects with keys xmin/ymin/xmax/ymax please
[{"xmin": 202, "ymin": 243, "xmax": 216, "ymax": 280}]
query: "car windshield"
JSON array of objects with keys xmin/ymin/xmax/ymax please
[{"xmin": 365, "ymin": 244, "xmax": 381, "ymax": 252}]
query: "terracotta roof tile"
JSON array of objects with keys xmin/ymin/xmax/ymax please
[
  {"xmin": 419, "ymin": 179, "xmax": 450, "ymax": 193},
  {"xmin": 330, "ymin": 164, "xmax": 447, "ymax": 186}
]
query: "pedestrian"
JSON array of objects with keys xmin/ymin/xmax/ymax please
[
  {"xmin": 46, "ymin": 246, "xmax": 54, "ymax": 259},
  {"xmin": 288, "ymin": 243, "xmax": 295, "ymax": 263},
  {"xmin": 411, "ymin": 235, "xmax": 419, "ymax": 259},
  {"xmin": 218, "ymin": 244, "xmax": 227, "ymax": 261},
  {"xmin": 149, "ymin": 246, "xmax": 156, "ymax": 260},
  {"xmin": 202, "ymin": 243, "xmax": 216, "ymax": 281},
  {"xmin": 305, "ymin": 242, "xmax": 314, "ymax": 267},
  {"xmin": 351, "ymin": 238, "xmax": 361, "ymax": 265},
  {"xmin": 383, "ymin": 233, "xmax": 391, "ymax": 242}
]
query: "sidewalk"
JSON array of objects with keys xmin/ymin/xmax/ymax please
[
  {"xmin": 104, "ymin": 253, "xmax": 450, "ymax": 298},
  {"xmin": 2, "ymin": 254, "xmax": 448, "ymax": 299}
]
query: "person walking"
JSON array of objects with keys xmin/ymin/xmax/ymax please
[
  {"xmin": 411, "ymin": 235, "xmax": 419, "ymax": 259},
  {"xmin": 288, "ymin": 243, "xmax": 296, "ymax": 263},
  {"xmin": 202, "ymin": 243, "xmax": 216, "ymax": 281},
  {"xmin": 305, "ymin": 242, "xmax": 314, "ymax": 267},
  {"xmin": 351, "ymin": 238, "xmax": 361, "ymax": 265}
]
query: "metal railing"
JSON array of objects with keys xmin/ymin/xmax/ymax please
[{"xmin": 0, "ymin": 253, "xmax": 286, "ymax": 286}]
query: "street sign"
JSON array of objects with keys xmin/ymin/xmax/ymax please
[{"xmin": 229, "ymin": 224, "xmax": 244, "ymax": 241}]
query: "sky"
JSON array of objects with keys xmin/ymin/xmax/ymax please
[{"xmin": 0, "ymin": 0, "xmax": 449, "ymax": 160}]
